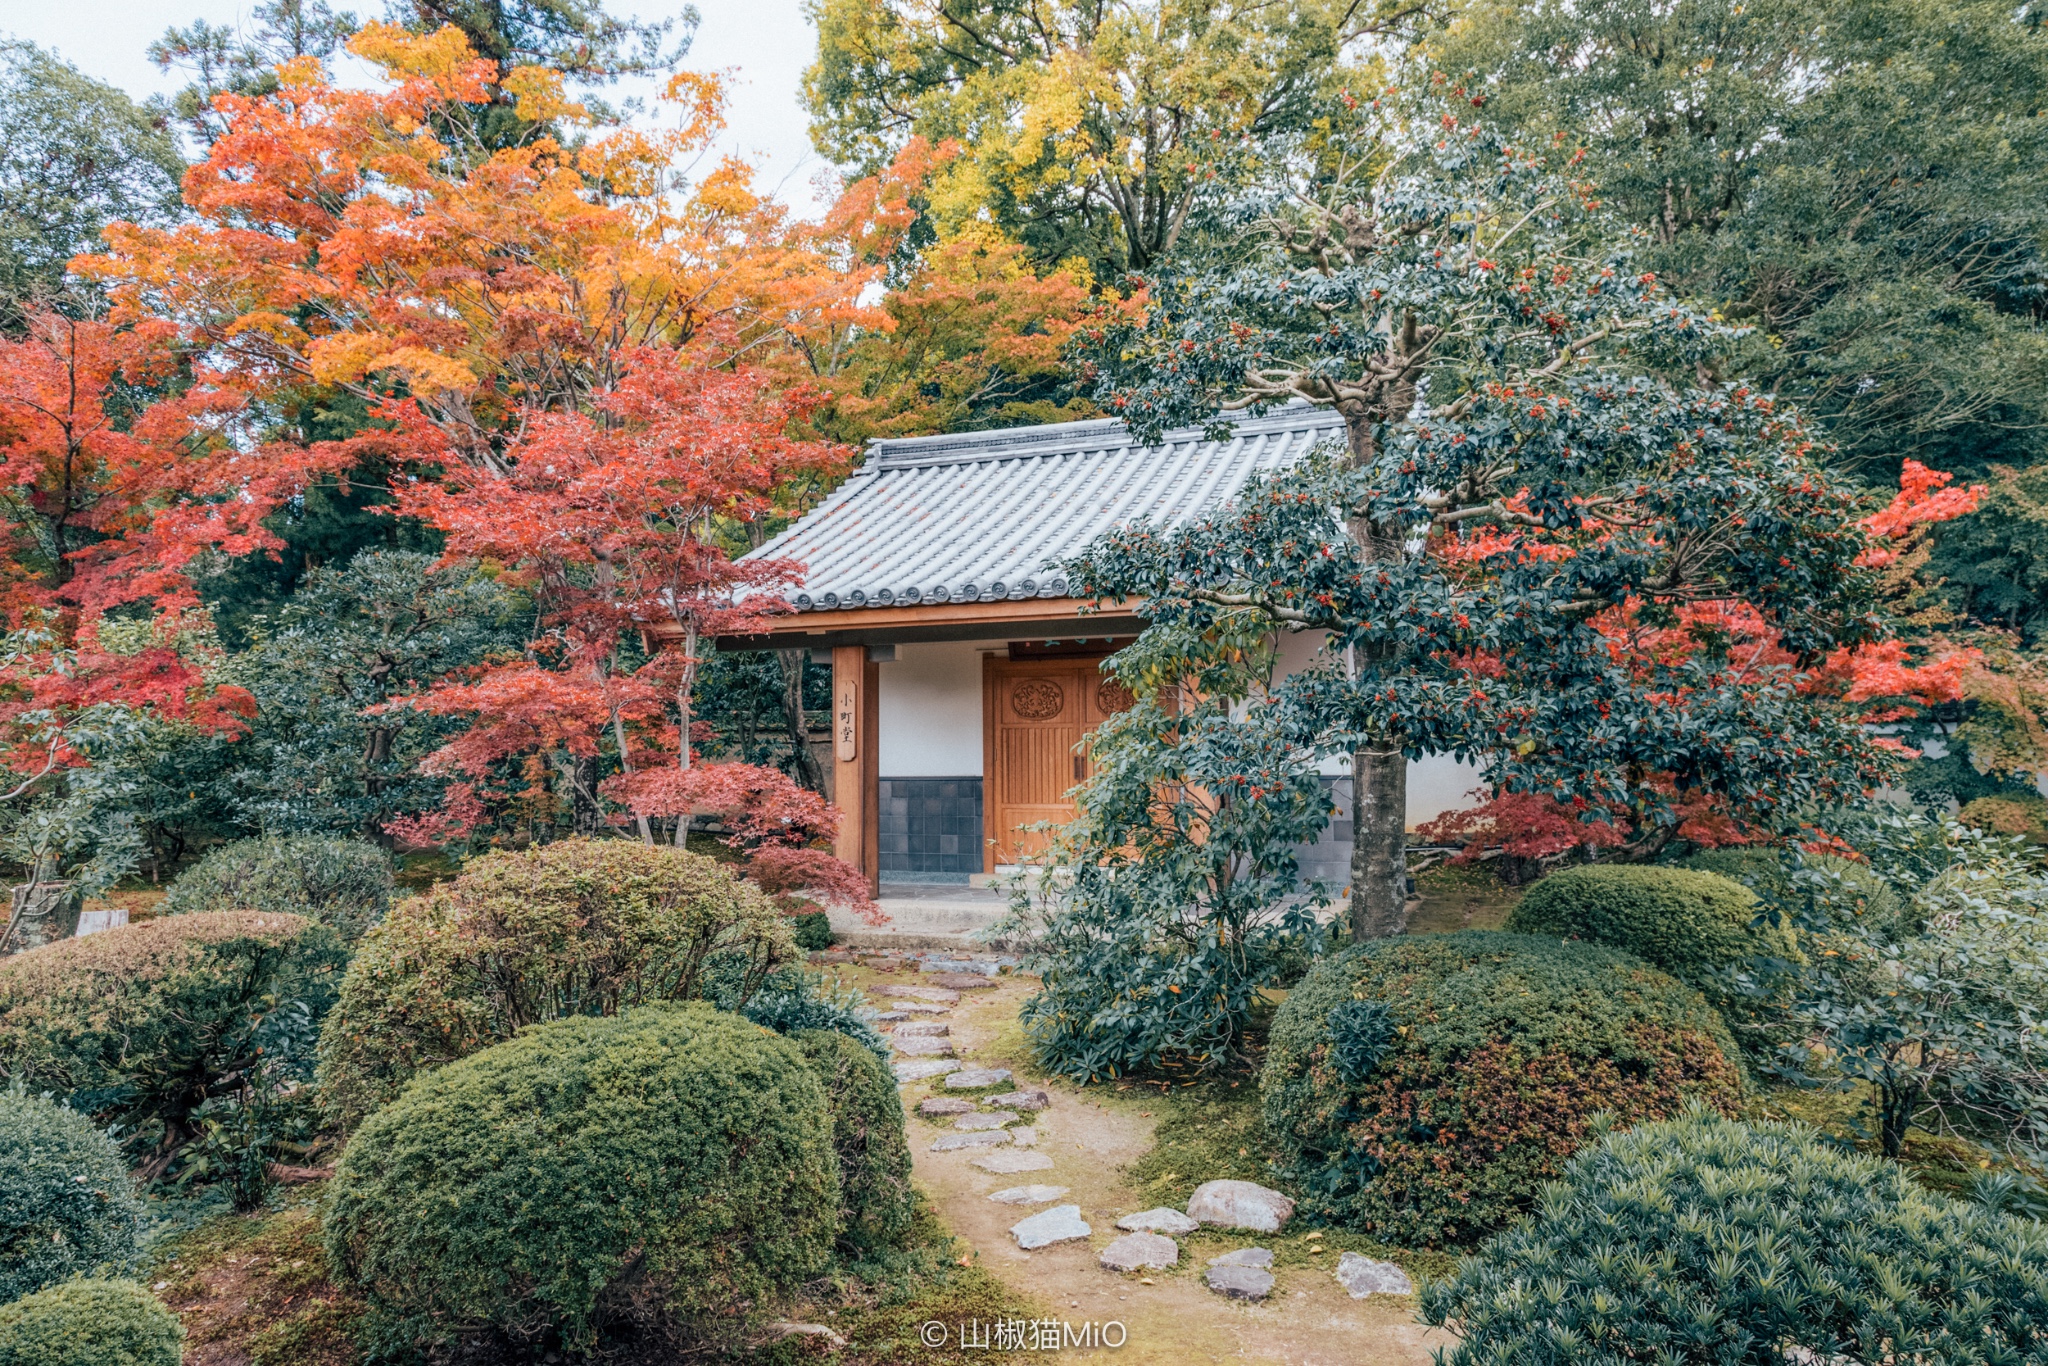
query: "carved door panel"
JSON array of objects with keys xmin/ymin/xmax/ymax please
[{"xmin": 983, "ymin": 658, "xmax": 1135, "ymax": 867}]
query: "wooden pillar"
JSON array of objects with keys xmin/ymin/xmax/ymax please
[{"xmin": 831, "ymin": 645, "xmax": 881, "ymax": 898}]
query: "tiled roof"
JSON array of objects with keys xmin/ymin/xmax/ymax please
[{"xmin": 749, "ymin": 405, "xmax": 1346, "ymax": 612}]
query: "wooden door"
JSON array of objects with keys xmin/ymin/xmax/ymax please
[{"xmin": 983, "ymin": 656, "xmax": 1134, "ymax": 867}]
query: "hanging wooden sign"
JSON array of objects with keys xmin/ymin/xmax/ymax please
[{"xmin": 835, "ymin": 675, "xmax": 858, "ymax": 762}]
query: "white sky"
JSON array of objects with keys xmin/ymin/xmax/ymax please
[{"xmin": 0, "ymin": 0, "xmax": 835, "ymax": 214}]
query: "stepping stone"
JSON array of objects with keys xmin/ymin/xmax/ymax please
[
  {"xmin": 1010, "ymin": 1126, "xmax": 1038, "ymax": 1147},
  {"xmin": 988, "ymin": 1185, "xmax": 1069, "ymax": 1205},
  {"xmin": 891, "ymin": 986, "xmax": 961, "ymax": 1004},
  {"xmin": 892, "ymin": 1059, "xmax": 957, "ymax": 1083},
  {"xmin": 891, "ymin": 1001, "xmax": 949, "ymax": 1014},
  {"xmin": 971, "ymin": 1150, "xmax": 1055, "ymax": 1174},
  {"xmin": 1208, "ymin": 1248, "xmax": 1274, "ymax": 1270},
  {"xmin": 1099, "ymin": 1232, "xmax": 1179, "ymax": 1272},
  {"xmin": 928, "ymin": 973, "xmax": 997, "ymax": 990},
  {"xmin": 1335, "ymin": 1252, "xmax": 1414, "ymax": 1298},
  {"xmin": 1205, "ymin": 1264, "xmax": 1274, "ymax": 1300},
  {"xmin": 1010, "ymin": 1204, "xmax": 1090, "ymax": 1250},
  {"xmin": 894, "ymin": 1035, "xmax": 955, "ymax": 1057},
  {"xmin": 893, "ymin": 1021, "xmax": 949, "ymax": 1037},
  {"xmin": 1117, "ymin": 1208, "xmax": 1200, "ymax": 1235},
  {"xmin": 918, "ymin": 1096, "xmax": 975, "ymax": 1116},
  {"xmin": 988, "ymin": 1089, "xmax": 1050, "ymax": 1111},
  {"xmin": 931, "ymin": 1130, "xmax": 1012, "ymax": 1151},
  {"xmin": 1188, "ymin": 1180, "xmax": 1296, "ymax": 1233},
  {"xmin": 952, "ymin": 1110, "xmax": 1019, "ymax": 1131},
  {"xmin": 944, "ymin": 1068, "xmax": 1012, "ymax": 1089},
  {"xmin": 873, "ymin": 1011, "xmax": 909, "ymax": 1022}
]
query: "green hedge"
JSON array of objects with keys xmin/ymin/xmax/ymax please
[
  {"xmin": 1422, "ymin": 1106, "xmax": 2048, "ymax": 1364},
  {"xmin": 0, "ymin": 912, "xmax": 345, "ymax": 1172},
  {"xmin": 315, "ymin": 839, "xmax": 797, "ymax": 1130},
  {"xmin": 165, "ymin": 835, "xmax": 394, "ymax": 943},
  {"xmin": 323, "ymin": 1003, "xmax": 838, "ymax": 1354},
  {"xmin": 790, "ymin": 909, "xmax": 834, "ymax": 951},
  {"xmin": 1505, "ymin": 864, "xmax": 1792, "ymax": 979},
  {"xmin": 1262, "ymin": 932, "xmax": 1743, "ymax": 1246},
  {"xmin": 0, "ymin": 1280, "xmax": 182, "ymax": 1366},
  {"xmin": 0, "ymin": 1095, "xmax": 140, "ymax": 1304},
  {"xmin": 795, "ymin": 1029, "xmax": 914, "ymax": 1258}
]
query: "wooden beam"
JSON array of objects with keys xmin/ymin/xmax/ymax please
[
  {"xmin": 830, "ymin": 645, "xmax": 881, "ymax": 898},
  {"xmin": 701, "ymin": 596, "xmax": 1147, "ymax": 651}
]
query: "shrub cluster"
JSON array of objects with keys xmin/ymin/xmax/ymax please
[
  {"xmin": 0, "ymin": 1280, "xmax": 183, "ymax": 1366},
  {"xmin": 0, "ymin": 912, "xmax": 345, "ymax": 1175},
  {"xmin": 794, "ymin": 1029, "xmax": 915, "ymax": 1258},
  {"xmin": 315, "ymin": 839, "xmax": 798, "ymax": 1129},
  {"xmin": 165, "ymin": 835, "xmax": 394, "ymax": 943},
  {"xmin": 0, "ymin": 1095, "xmax": 140, "ymax": 1303},
  {"xmin": 790, "ymin": 908, "xmax": 834, "ymax": 951},
  {"xmin": 1505, "ymin": 864, "xmax": 1792, "ymax": 980},
  {"xmin": 323, "ymin": 1003, "xmax": 838, "ymax": 1354},
  {"xmin": 1262, "ymin": 932, "xmax": 1744, "ymax": 1246},
  {"xmin": 1422, "ymin": 1106, "xmax": 2048, "ymax": 1364}
]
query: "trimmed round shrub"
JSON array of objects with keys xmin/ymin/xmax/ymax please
[
  {"xmin": 794, "ymin": 1029, "xmax": 914, "ymax": 1258},
  {"xmin": 1262, "ymin": 932, "xmax": 1744, "ymax": 1246},
  {"xmin": 315, "ymin": 839, "xmax": 798, "ymax": 1130},
  {"xmin": 0, "ymin": 1095, "xmax": 141, "ymax": 1303},
  {"xmin": 165, "ymin": 835, "xmax": 394, "ymax": 943},
  {"xmin": 1505, "ymin": 864, "xmax": 1792, "ymax": 980},
  {"xmin": 1422, "ymin": 1106, "xmax": 2048, "ymax": 1364},
  {"xmin": 0, "ymin": 1279, "xmax": 183, "ymax": 1366},
  {"xmin": 0, "ymin": 912, "xmax": 345, "ymax": 1174},
  {"xmin": 323, "ymin": 1003, "xmax": 838, "ymax": 1354},
  {"xmin": 790, "ymin": 909, "xmax": 834, "ymax": 951}
]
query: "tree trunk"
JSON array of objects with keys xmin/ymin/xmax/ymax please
[
  {"xmin": 1349, "ymin": 745, "xmax": 1409, "ymax": 939},
  {"xmin": 777, "ymin": 648, "xmax": 825, "ymax": 794}
]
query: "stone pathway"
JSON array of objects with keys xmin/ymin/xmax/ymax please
[{"xmin": 853, "ymin": 964, "xmax": 1447, "ymax": 1365}]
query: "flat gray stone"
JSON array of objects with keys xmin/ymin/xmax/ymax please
[
  {"xmin": 930, "ymin": 1129, "xmax": 1012, "ymax": 1151},
  {"xmin": 1335, "ymin": 1252, "xmax": 1413, "ymax": 1298},
  {"xmin": 1187, "ymin": 1180, "xmax": 1296, "ymax": 1233},
  {"xmin": 1208, "ymin": 1247, "xmax": 1274, "ymax": 1270},
  {"xmin": 1010, "ymin": 1126, "xmax": 1038, "ymax": 1147},
  {"xmin": 928, "ymin": 973, "xmax": 998, "ymax": 990},
  {"xmin": 918, "ymin": 1096, "xmax": 975, "ymax": 1116},
  {"xmin": 1011, "ymin": 1204, "xmax": 1090, "ymax": 1250},
  {"xmin": 1099, "ymin": 1232, "xmax": 1179, "ymax": 1272},
  {"xmin": 988, "ymin": 1185, "xmax": 1069, "ymax": 1205},
  {"xmin": 894, "ymin": 1035, "xmax": 955, "ymax": 1057},
  {"xmin": 944, "ymin": 1068, "xmax": 1012, "ymax": 1089},
  {"xmin": 1117, "ymin": 1208, "xmax": 1200, "ymax": 1235},
  {"xmin": 971, "ymin": 1149, "xmax": 1055, "ymax": 1174},
  {"xmin": 873, "ymin": 1011, "xmax": 909, "ymax": 1022},
  {"xmin": 952, "ymin": 1110, "xmax": 1020, "ymax": 1131},
  {"xmin": 892, "ymin": 1059, "xmax": 957, "ymax": 1083},
  {"xmin": 1205, "ymin": 1264, "xmax": 1274, "ymax": 1300},
  {"xmin": 987, "ymin": 1088, "xmax": 1050, "ymax": 1111},
  {"xmin": 890, "ymin": 986, "xmax": 961, "ymax": 1004},
  {"xmin": 890, "ymin": 1001, "xmax": 950, "ymax": 1013},
  {"xmin": 893, "ymin": 1020, "xmax": 950, "ymax": 1037}
]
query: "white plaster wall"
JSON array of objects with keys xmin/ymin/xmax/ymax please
[{"xmin": 875, "ymin": 639, "xmax": 991, "ymax": 775}]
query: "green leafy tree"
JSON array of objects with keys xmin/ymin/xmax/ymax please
[
  {"xmin": 217, "ymin": 551, "xmax": 522, "ymax": 841},
  {"xmin": 804, "ymin": 0, "xmax": 1433, "ymax": 276},
  {"xmin": 1764, "ymin": 818, "xmax": 2048, "ymax": 1162},
  {"xmin": 1431, "ymin": 0, "xmax": 2048, "ymax": 483},
  {"xmin": 149, "ymin": 0, "xmax": 362, "ymax": 147},
  {"xmin": 1009, "ymin": 624, "xmax": 1333, "ymax": 1078},
  {"xmin": 1070, "ymin": 84, "xmax": 1902, "ymax": 938},
  {"xmin": 0, "ymin": 43, "xmax": 183, "ymax": 324}
]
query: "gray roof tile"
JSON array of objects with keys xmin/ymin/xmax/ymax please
[{"xmin": 749, "ymin": 405, "xmax": 1345, "ymax": 612}]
